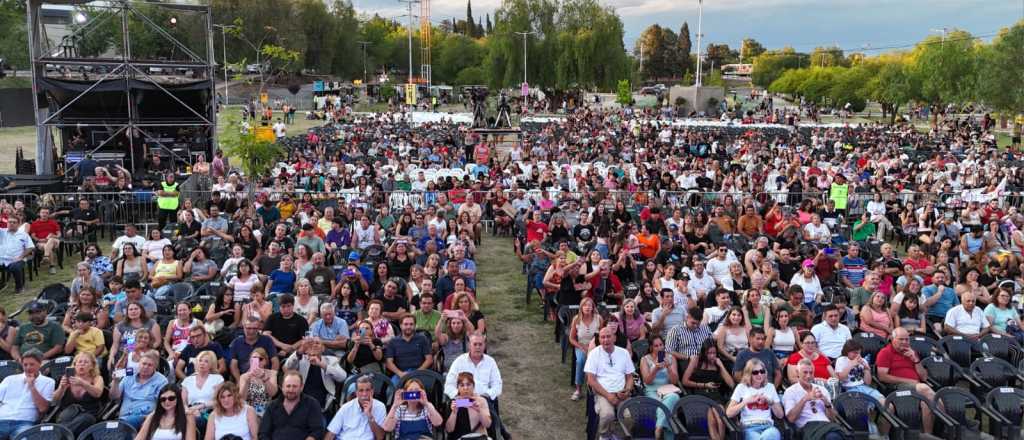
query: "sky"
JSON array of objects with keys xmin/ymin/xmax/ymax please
[{"xmin": 348, "ymin": 0, "xmax": 1023, "ymax": 54}]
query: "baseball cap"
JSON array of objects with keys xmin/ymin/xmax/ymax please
[
  {"xmin": 802, "ymin": 259, "xmax": 815, "ymax": 268},
  {"xmin": 29, "ymin": 301, "xmax": 47, "ymax": 312},
  {"xmin": 347, "ymin": 251, "xmax": 361, "ymax": 261}
]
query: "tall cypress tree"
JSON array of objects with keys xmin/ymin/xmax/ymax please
[
  {"xmin": 466, "ymin": 0, "xmax": 475, "ymax": 37},
  {"xmin": 486, "ymin": 13, "xmax": 492, "ymax": 35},
  {"xmin": 678, "ymin": 22, "xmax": 692, "ymax": 73}
]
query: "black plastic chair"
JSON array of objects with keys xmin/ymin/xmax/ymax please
[
  {"xmin": 400, "ymin": 369, "xmax": 447, "ymax": 413},
  {"xmin": 920, "ymin": 354, "xmax": 984, "ymax": 389},
  {"xmin": 11, "ymin": 423, "xmax": 74, "ymax": 440},
  {"xmin": 38, "ymin": 282, "xmax": 71, "ymax": 304},
  {"xmin": 985, "ymin": 387, "xmax": 1024, "ymax": 440},
  {"xmin": 852, "ymin": 332, "xmax": 885, "ymax": 362},
  {"xmin": 0, "ymin": 359, "xmax": 22, "ymax": 381},
  {"xmin": 940, "ymin": 335, "xmax": 975, "ymax": 369},
  {"xmin": 969, "ymin": 356, "xmax": 1024, "ymax": 391},
  {"xmin": 934, "ymin": 386, "xmax": 1008, "ymax": 440},
  {"xmin": 909, "ymin": 335, "xmax": 943, "ymax": 360},
  {"xmin": 834, "ymin": 390, "xmax": 904, "ymax": 440},
  {"xmin": 558, "ymin": 305, "xmax": 580, "ymax": 363},
  {"xmin": 615, "ymin": 396, "xmax": 677, "ymax": 440},
  {"xmin": 885, "ymin": 389, "xmax": 958, "ymax": 438},
  {"xmin": 672, "ymin": 394, "xmax": 737, "ymax": 440},
  {"xmin": 41, "ymin": 355, "xmax": 74, "ymax": 380},
  {"xmin": 342, "ymin": 371, "xmax": 396, "ymax": 404},
  {"xmin": 631, "ymin": 339, "xmax": 650, "ymax": 363},
  {"xmin": 980, "ymin": 334, "xmax": 1023, "ymax": 365},
  {"xmin": 77, "ymin": 420, "xmax": 137, "ymax": 440}
]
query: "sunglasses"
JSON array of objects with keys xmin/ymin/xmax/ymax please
[
  {"xmin": 160, "ymin": 395, "xmax": 178, "ymax": 403},
  {"xmin": 752, "ymin": 369, "xmax": 766, "ymax": 375}
]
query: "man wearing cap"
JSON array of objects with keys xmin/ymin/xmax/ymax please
[
  {"xmin": 0, "ymin": 349, "xmax": 55, "ymax": 438},
  {"xmin": 296, "ymin": 223, "xmax": 326, "ymax": 256},
  {"xmin": 64, "ymin": 312, "xmax": 106, "ymax": 358},
  {"xmin": 12, "ymin": 301, "xmax": 66, "ymax": 362}
]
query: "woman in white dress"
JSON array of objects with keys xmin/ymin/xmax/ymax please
[{"xmin": 181, "ymin": 350, "xmax": 225, "ymax": 417}]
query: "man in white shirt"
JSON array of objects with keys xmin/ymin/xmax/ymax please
[
  {"xmin": 686, "ymin": 260, "xmax": 717, "ymax": 305},
  {"xmin": 705, "ymin": 246, "xmax": 735, "ymax": 286},
  {"xmin": 585, "ymin": 326, "xmax": 635, "ymax": 440},
  {"xmin": 272, "ymin": 118, "xmax": 287, "ymax": 139},
  {"xmin": 326, "ymin": 374, "xmax": 386, "ymax": 440},
  {"xmin": 783, "ymin": 359, "xmax": 839, "ymax": 432},
  {"xmin": 943, "ymin": 291, "xmax": 990, "ymax": 339},
  {"xmin": 444, "ymin": 334, "xmax": 510, "ymax": 439},
  {"xmin": 810, "ymin": 305, "xmax": 852, "ymax": 360},
  {"xmin": 0, "ymin": 215, "xmax": 34, "ymax": 294},
  {"xmin": 0, "ymin": 349, "xmax": 55, "ymax": 438},
  {"xmin": 802, "ymin": 215, "xmax": 831, "ymax": 245},
  {"xmin": 110, "ymin": 224, "xmax": 146, "ymax": 260}
]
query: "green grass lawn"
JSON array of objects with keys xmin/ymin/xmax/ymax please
[{"xmin": 472, "ymin": 236, "xmax": 583, "ymax": 440}]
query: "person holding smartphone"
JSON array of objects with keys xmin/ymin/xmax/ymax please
[
  {"xmin": 639, "ymin": 335, "xmax": 680, "ymax": 440},
  {"xmin": 445, "ymin": 372, "xmax": 491, "ymax": 439},
  {"xmin": 381, "ymin": 379, "xmax": 443, "ymax": 439}
]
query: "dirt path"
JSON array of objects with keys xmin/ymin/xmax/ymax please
[{"xmin": 475, "ymin": 236, "xmax": 585, "ymax": 440}]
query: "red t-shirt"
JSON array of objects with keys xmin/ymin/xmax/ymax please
[
  {"xmin": 30, "ymin": 219, "xmax": 60, "ymax": 240},
  {"xmin": 787, "ymin": 351, "xmax": 832, "ymax": 379},
  {"xmin": 525, "ymin": 221, "xmax": 549, "ymax": 243},
  {"xmin": 876, "ymin": 344, "xmax": 920, "ymax": 381},
  {"xmin": 904, "ymin": 257, "xmax": 933, "ymax": 285}
]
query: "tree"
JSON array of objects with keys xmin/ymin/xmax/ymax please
[
  {"xmin": 220, "ymin": 128, "xmax": 285, "ymax": 198},
  {"xmin": 751, "ymin": 48, "xmax": 805, "ymax": 88},
  {"xmin": 809, "ymin": 46, "xmax": 846, "ymax": 68},
  {"xmin": 466, "ymin": 0, "xmax": 475, "ymax": 38},
  {"xmin": 829, "ymin": 65, "xmax": 871, "ymax": 112},
  {"xmin": 740, "ymin": 38, "xmax": 765, "ymax": 62},
  {"xmin": 616, "ymin": 79, "xmax": 631, "ymax": 105},
  {"xmin": 486, "ymin": 14, "xmax": 493, "ymax": 35},
  {"xmin": 635, "ymin": 25, "xmax": 680, "ymax": 81},
  {"xmin": 867, "ymin": 57, "xmax": 916, "ymax": 123},
  {"xmin": 678, "ymin": 22, "xmax": 692, "ymax": 74},
  {"xmin": 703, "ymin": 43, "xmax": 737, "ymax": 70},
  {"xmin": 910, "ymin": 30, "xmax": 978, "ymax": 126},
  {"xmin": 0, "ymin": 0, "xmax": 29, "ymax": 74},
  {"xmin": 224, "ymin": 18, "xmax": 300, "ymax": 93},
  {"xmin": 976, "ymin": 21, "xmax": 1024, "ymax": 141}
]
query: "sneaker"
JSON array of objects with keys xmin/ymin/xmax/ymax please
[
  {"xmin": 571, "ymin": 390, "xmax": 581, "ymax": 401},
  {"xmin": 49, "ymin": 266, "xmax": 57, "ymax": 275}
]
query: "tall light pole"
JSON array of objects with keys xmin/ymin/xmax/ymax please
[
  {"xmin": 212, "ymin": 24, "xmax": 237, "ymax": 107},
  {"xmin": 398, "ymin": 0, "xmax": 420, "ymax": 86},
  {"xmin": 515, "ymin": 31, "xmax": 536, "ymax": 108},
  {"xmin": 694, "ymin": 0, "xmax": 704, "ymax": 87},
  {"xmin": 358, "ymin": 41, "xmax": 371, "ymax": 84}
]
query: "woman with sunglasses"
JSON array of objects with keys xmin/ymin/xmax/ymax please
[
  {"xmin": 135, "ymin": 384, "xmax": 196, "ymax": 440},
  {"xmin": 727, "ymin": 358, "xmax": 784, "ymax": 440},
  {"xmin": 204, "ymin": 382, "xmax": 258, "ymax": 440}
]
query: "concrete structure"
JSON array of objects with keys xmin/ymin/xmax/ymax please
[{"xmin": 668, "ymin": 86, "xmax": 725, "ymax": 116}]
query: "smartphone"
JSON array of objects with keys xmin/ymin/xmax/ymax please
[
  {"xmin": 403, "ymin": 391, "xmax": 421, "ymax": 401},
  {"xmin": 65, "ymin": 368, "xmax": 75, "ymax": 378},
  {"xmin": 360, "ymin": 328, "xmax": 368, "ymax": 337},
  {"xmin": 824, "ymin": 247, "xmax": 834, "ymax": 255},
  {"xmin": 657, "ymin": 351, "xmax": 665, "ymax": 363},
  {"xmin": 126, "ymin": 367, "xmax": 135, "ymax": 377},
  {"xmin": 455, "ymin": 398, "xmax": 473, "ymax": 408},
  {"xmin": 250, "ymin": 356, "xmax": 261, "ymax": 369},
  {"xmin": 114, "ymin": 369, "xmax": 126, "ymax": 379}
]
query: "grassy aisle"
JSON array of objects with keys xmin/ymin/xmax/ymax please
[{"xmin": 474, "ymin": 236, "xmax": 584, "ymax": 440}]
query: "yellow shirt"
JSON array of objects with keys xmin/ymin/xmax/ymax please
[
  {"xmin": 74, "ymin": 327, "xmax": 106, "ymax": 356},
  {"xmin": 278, "ymin": 202, "xmax": 297, "ymax": 219}
]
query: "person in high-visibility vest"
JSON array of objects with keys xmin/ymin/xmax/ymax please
[
  {"xmin": 829, "ymin": 173, "xmax": 850, "ymax": 217},
  {"xmin": 157, "ymin": 173, "xmax": 179, "ymax": 228}
]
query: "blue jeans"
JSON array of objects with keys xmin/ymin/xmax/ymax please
[
  {"xmin": 744, "ymin": 423, "xmax": 781, "ymax": 440},
  {"xmin": 574, "ymin": 348, "xmax": 587, "ymax": 386},
  {"xmin": 391, "ymin": 368, "xmax": 417, "ymax": 387},
  {"xmin": 0, "ymin": 420, "xmax": 34, "ymax": 439},
  {"xmin": 845, "ymin": 384, "xmax": 885, "ymax": 403},
  {"xmin": 595, "ymin": 243, "xmax": 609, "ymax": 259},
  {"xmin": 121, "ymin": 414, "xmax": 147, "ymax": 430}
]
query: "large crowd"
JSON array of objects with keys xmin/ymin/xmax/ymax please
[{"xmin": 0, "ymin": 92, "xmax": 1021, "ymax": 440}]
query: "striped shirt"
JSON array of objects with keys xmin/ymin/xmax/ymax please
[
  {"xmin": 666, "ymin": 323, "xmax": 712, "ymax": 358},
  {"xmin": 840, "ymin": 256, "xmax": 866, "ymax": 287}
]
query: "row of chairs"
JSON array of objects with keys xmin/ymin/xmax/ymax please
[
  {"xmin": 603, "ymin": 385, "xmax": 1024, "ymax": 440},
  {"xmin": 12, "ymin": 421, "xmax": 136, "ymax": 440}
]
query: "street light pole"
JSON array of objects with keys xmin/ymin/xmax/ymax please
[
  {"xmin": 398, "ymin": 0, "xmax": 420, "ymax": 86},
  {"xmin": 695, "ymin": 0, "xmax": 704, "ymax": 87},
  {"xmin": 515, "ymin": 31, "xmax": 536, "ymax": 109},
  {"xmin": 212, "ymin": 24, "xmax": 235, "ymax": 107},
  {"xmin": 358, "ymin": 41, "xmax": 371, "ymax": 84}
]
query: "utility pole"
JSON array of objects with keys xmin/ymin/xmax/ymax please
[
  {"xmin": 930, "ymin": 27, "xmax": 948, "ymax": 44},
  {"xmin": 398, "ymin": 0, "xmax": 420, "ymax": 85},
  {"xmin": 695, "ymin": 0, "xmax": 704, "ymax": 87},
  {"xmin": 515, "ymin": 31, "xmax": 536, "ymax": 109},
  {"xmin": 212, "ymin": 24, "xmax": 236, "ymax": 107},
  {"xmin": 358, "ymin": 41, "xmax": 371, "ymax": 84},
  {"xmin": 639, "ymin": 42, "xmax": 644, "ymax": 82}
]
